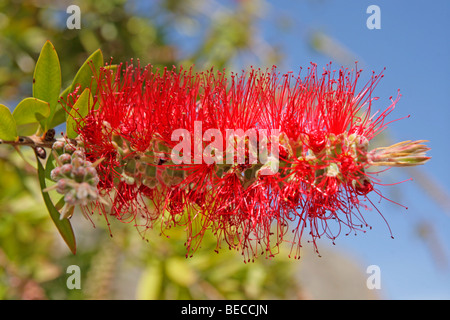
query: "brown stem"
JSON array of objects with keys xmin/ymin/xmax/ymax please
[{"xmin": 0, "ymin": 135, "xmax": 56, "ymax": 149}]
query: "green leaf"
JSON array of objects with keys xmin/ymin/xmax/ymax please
[
  {"xmin": 48, "ymin": 49, "xmax": 103, "ymax": 129},
  {"xmin": 12, "ymin": 97, "xmax": 50, "ymax": 129},
  {"xmin": 47, "ymin": 107, "xmax": 67, "ymax": 130},
  {"xmin": 0, "ymin": 104, "xmax": 18, "ymax": 141},
  {"xmin": 66, "ymin": 88, "xmax": 92, "ymax": 139},
  {"xmin": 70, "ymin": 49, "xmax": 103, "ymax": 96},
  {"xmin": 15, "ymin": 123, "xmax": 40, "ymax": 136},
  {"xmin": 33, "ymin": 40, "xmax": 61, "ymax": 130},
  {"xmin": 36, "ymin": 152, "xmax": 76, "ymax": 254},
  {"xmin": 44, "ymin": 149, "xmax": 56, "ymax": 181}
]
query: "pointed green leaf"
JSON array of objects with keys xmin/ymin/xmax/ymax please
[
  {"xmin": 70, "ymin": 49, "xmax": 103, "ymax": 95},
  {"xmin": 44, "ymin": 85, "xmax": 71, "ymax": 130},
  {"xmin": 13, "ymin": 97, "xmax": 50, "ymax": 129},
  {"xmin": 48, "ymin": 98, "xmax": 69, "ymax": 129},
  {"xmin": 15, "ymin": 123, "xmax": 40, "ymax": 136},
  {"xmin": 0, "ymin": 104, "xmax": 18, "ymax": 141},
  {"xmin": 66, "ymin": 88, "xmax": 92, "ymax": 139},
  {"xmin": 36, "ymin": 153, "xmax": 76, "ymax": 254},
  {"xmin": 33, "ymin": 40, "xmax": 61, "ymax": 130},
  {"xmin": 48, "ymin": 50, "xmax": 103, "ymax": 129},
  {"xmin": 44, "ymin": 149, "xmax": 56, "ymax": 181}
]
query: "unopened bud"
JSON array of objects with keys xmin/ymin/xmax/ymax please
[
  {"xmin": 60, "ymin": 163, "xmax": 73, "ymax": 176},
  {"xmin": 59, "ymin": 153, "xmax": 72, "ymax": 165},
  {"xmin": 368, "ymin": 140, "xmax": 431, "ymax": 167},
  {"xmin": 50, "ymin": 167, "xmax": 62, "ymax": 181},
  {"xmin": 72, "ymin": 150, "xmax": 85, "ymax": 160},
  {"xmin": 72, "ymin": 166, "xmax": 87, "ymax": 182},
  {"xmin": 57, "ymin": 179, "xmax": 69, "ymax": 194},
  {"xmin": 64, "ymin": 143, "xmax": 77, "ymax": 154},
  {"xmin": 52, "ymin": 140, "xmax": 65, "ymax": 155}
]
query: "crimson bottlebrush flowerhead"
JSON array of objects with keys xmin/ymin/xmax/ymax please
[{"xmin": 52, "ymin": 61, "xmax": 430, "ymax": 262}]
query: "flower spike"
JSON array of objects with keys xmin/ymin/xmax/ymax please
[{"xmin": 47, "ymin": 62, "xmax": 431, "ymax": 261}]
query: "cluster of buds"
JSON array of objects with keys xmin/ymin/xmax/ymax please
[{"xmin": 44, "ymin": 139, "xmax": 103, "ymax": 220}]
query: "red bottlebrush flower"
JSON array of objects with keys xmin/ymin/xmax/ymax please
[{"xmin": 54, "ymin": 61, "xmax": 430, "ymax": 261}]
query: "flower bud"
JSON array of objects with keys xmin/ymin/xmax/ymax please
[
  {"xmin": 60, "ymin": 163, "xmax": 73, "ymax": 176},
  {"xmin": 52, "ymin": 140, "xmax": 65, "ymax": 155},
  {"xmin": 56, "ymin": 179, "xmax": 69, "ymax": 194},
  {"xmin": 50, "ymin": 167, "xmax": 62, "ymax": 181},
  {"xmin": 64, "ymin": 189, "xmax": 77, "ymax": 206},
  {"xmin": 64, "ymin": 143, "xmax": 77, "ymax": 154},
  {"xmin": 72, "ymin": 149, "xmax": 85, "ymax": 160},
  {"xmin": 72, "ymin": 166, "xmax": 87, "ymax": 182},
  {"xmin": 58, "ymin": 153, "xmax": 72, "ymax": 165},
  {"xmin": 76, "ymin": 182, "xmax": 89, "ymax": 200},
  {"xmin": 85, "ymin": 166, "xmax": 97, "ymax": 179}
]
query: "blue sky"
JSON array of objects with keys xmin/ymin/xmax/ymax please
[
  {"xmin": 258, "ymin": 0, "xmax": 450, "ymax": 299},
  {"xmin": 160, "ymin": 0, "xmax": 450, "ymax": 299}
]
